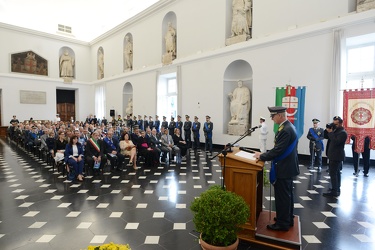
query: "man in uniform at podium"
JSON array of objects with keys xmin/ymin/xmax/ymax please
[{"xmin": 254, "ymin": 106, "xmax": 299, "ymax": 231}]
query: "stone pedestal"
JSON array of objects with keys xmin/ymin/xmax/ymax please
[
  {"xmin": 228, "ymin": 123, "xmax": 249, "ymax": 136},
  {"xmin": 62, "ymin": 77, "xmax": 72, "ymax": 83},
  {"xmin": 162, "ymin": 53, "xmax": 173, "ymax": 65},
  {"xmin": 225, "ymin": 34, "xmax": 248, "ymax": 46}
]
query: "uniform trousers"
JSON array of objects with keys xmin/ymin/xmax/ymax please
[{"xmin": 274, "ymin": 178, "xmax": 294, "ymax": 228}]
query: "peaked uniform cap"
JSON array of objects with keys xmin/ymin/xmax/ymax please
[{"xmin": 268, "ymin": 106, "xmax": 287, "ymax": 115}]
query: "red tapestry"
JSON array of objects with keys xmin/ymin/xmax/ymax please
[{"xmin": 343, "ymin": 89, "xmax": 375, "ymax": 153}]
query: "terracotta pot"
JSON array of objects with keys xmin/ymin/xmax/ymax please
[{"xmin": 200, "ymin": 236, "xmax": 239, "ymax": 250}]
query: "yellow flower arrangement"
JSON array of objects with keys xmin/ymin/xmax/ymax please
[{"xmin": 86, "ymin": 242, "xmax": 131, "ymax": 250}]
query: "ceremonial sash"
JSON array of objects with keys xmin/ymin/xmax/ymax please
[
  {"xmin": 309, "ymin": 128, "xmax": 324, "ymax": 151},
  {"xmin": 88, "ymin": 138, "xmax": 100, "ymax": 152},
  {"xmin": 204, "ymin": 122, "xmax": 212, "ymax": 139},
  {"xmin": 270, "ymin": 137, "xmax": 298, "ymax": 184},
  {"xmin": 104, "ymin": 137, "xmax": 116, "ymax": 150},
  {"xmin": 193, "ymin": 123, "xmax": 200, "ymax": 138}
]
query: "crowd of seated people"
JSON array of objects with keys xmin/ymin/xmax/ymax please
[{"xmin": 7, "ymin": 113, "xmax": 201, "ymax": 181}]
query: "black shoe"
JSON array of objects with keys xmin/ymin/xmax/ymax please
[
  {"xmin": 364, "ymin": 173, "xmax": 369, "ymax": 177},
  {"xmin": 273, "ymin": 216, "xmax": 294, "ymax": 227},
  {"xmin": 267, "ymin": 223, "xmax": 289, "ymax": 231},
  {"xmin": 308, "ymin": 166, "xmax": 313, "ymax": 170},
  {"xmin": 323, "ymin": 192, "xmax": 339, "ymax": 197},
  {"xmin": 317, "ymin": 167, "xmax": 322, "ymax": 172}
]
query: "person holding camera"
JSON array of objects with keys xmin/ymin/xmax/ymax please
[
  {"xmin": 323, "ymin": 116, "xmax": 347, "ymax": 197},
  {"xmin": 307, "ymin": 118, "xmax": 324, "ymax": 171}
]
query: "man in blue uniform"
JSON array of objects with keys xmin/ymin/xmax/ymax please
[
  {"xmin": 192, "ymin": 116, "xmax": 201, "ymax": 150},
  {"xmin": 203, "ymin": 115, "xmax": 213, "ymax": 154},
  {"xmin": 254, "ymin": 106, "xmax": 299, "ymax": 231},
  {"xmin": 307, "ymin": 118, "xmax": 324, "ymax": 171}
]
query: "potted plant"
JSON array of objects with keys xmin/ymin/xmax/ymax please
[{"xmin": 190, "ymin": 185, "xmax": 250, "ymax": 249}]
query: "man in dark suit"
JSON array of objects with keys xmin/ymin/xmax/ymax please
[
  {"xmin": 85, "ymin": 130, "xmax": 107, "ymax": 173},
  {"xmin": 192, "ymin": 116, "xmax": 201, "ymax": 150},
  {"xmin": 103, "ymin": 129, "xmax": 124, "ymax": 171},
  {"xmin": 254, "ymin": 106, "xmax": 299, "ymax": 232},
  {"xmin": 323, "ymin": 116, "xmax": 347, "ymax": 197}
]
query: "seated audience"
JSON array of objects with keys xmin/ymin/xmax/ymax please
[
  {"xmin": 103, "ymin": 129, "xmax": 124, "ymax": 171},
  {"xmin": 137, "ymin": 130, "xmax": 159, "ymax": 167}
]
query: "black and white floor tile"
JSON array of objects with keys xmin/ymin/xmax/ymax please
[{"xmin": 0, "ymin": 139, "xmax": 374, "ymax": 250}]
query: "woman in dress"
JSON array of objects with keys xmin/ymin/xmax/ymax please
[
  {"xmin": 119, "ymin": 132, "xmax": 137, "ymax": 169},
  {"xmin": 64, "ymin": 135, "xmax": 84, "ymax": 181}
]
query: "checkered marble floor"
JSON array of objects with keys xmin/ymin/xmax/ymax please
[{"xmin": 0, "ymin": 139, "xmax": 374, "ymax": 250}]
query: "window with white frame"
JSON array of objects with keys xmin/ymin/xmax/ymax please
[
  {"xmin": 345, "ymin": 34, "xmax": 375, "ymax": 89},
  {"xmin": 157, "ymin": 73, "xmax": 177, "ymax": 119}
]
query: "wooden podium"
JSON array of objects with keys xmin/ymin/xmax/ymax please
[
  {"xmin": 219, "ymin": 147, "xmax": 264, "ymax": 240},
  {"xmin": 219, "ymin": 147, "xmax": 301, "ymax": 250}
]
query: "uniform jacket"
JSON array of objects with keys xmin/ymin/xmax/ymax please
[
  {"xmin": 260, "ymin": 120, "xmax": 300, "ymax": 179},
  {"xmin": 307, "ymin": 127, "xmax": 324, "ymax": 150}
]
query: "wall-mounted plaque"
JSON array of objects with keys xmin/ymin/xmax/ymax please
[
  {"xmin": 11, "ymin": 51, "xmax": 48, "ymax": 76},
  {"xmin": 20, "ymin": 90, "xmax": 46, "ymax": 104}
]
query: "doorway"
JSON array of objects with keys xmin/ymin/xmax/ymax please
[{"xmin": 56, "ymin": 89, "xmax": 75, "ymax": 122}]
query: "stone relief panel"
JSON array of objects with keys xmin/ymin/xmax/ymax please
[{"xmin": 11, "ymin": 51, "xmax": 48, "ymax": 76}]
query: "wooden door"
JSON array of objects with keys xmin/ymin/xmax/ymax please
[{"xmin": 57, "ymin": 103, "xmax": 75, "ymax": 122}]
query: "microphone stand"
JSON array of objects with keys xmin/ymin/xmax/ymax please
[{"xmin": 211, "ymin": 126, "xmax": 259, "ymax": 190}]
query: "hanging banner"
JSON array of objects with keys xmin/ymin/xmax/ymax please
[
  {"xmin": 343, "ymin": 89, "xmax": 375, "ymax": 152},
  {"xmin": 274, "ymin": 85, "xmax": 306, "ymax": 139}
]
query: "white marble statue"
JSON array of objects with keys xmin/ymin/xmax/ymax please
[
  {"xmin": 228, "ymin": 80, "xmax": 251, "ymax": 125},
  {"xmin": 59, "ymin": 50, "xmax": 74, "ymax": 78},
  {"xmin": 124, "ymin": 36, "xmax": 133, "ymax": 71},
  {"xmin": 125, "ymin": 98, "xmax": 133, "ymax": 116},
  {"xmin": 98, "ymin": 49, "xmax": 104, "ymax": 79},
  {"xmin": 165, "ymin": 22, "xmax": 176, "ymax": 59},
  {"xmin": 231, "ymin": 0, "xmax": 251, "ymax": 37}
]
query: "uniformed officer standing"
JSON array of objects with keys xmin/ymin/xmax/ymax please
[
  {"xmin": 137, "ymin": 115, "xmax": 143, "ymax": 130},
  {"xmin": 143, "ymin": 115, "xmax": 149, "ymax": 130},
  {"xmin": 192, "ymin": 116, "xmax": 201, "ymax": 150},
  {"xmin": 254, "ymin": 106, "xmax": 299, "ymax": 232},
  {"xmin": 176, "ymin": 115, "xmax": 183, "ymax": 132},
  {"xmin": 183, "ymin": 115, "xmax": 192, "ymax": 148},
  {"xmin": 168, "ymin": 116, "xmax": 176, "ymax": 136},
  {"xmin": 203, "ymin": 115, "xmax": 213, "ymax": 154},
  {"xmin": 161, "ymin": 116, "xmax": 168, "ymax": 130},
  {"xmin": 154, "ymin": 115, "xmax": 161, "ymax": 133},
  {"xmin": 306, "ymin": 118, "xmax": 324, "ymax": 171},
  {"xmin": 149, "ymin": 116, "xmax": 154, "ymax": 131}
]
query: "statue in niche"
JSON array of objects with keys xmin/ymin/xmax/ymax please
[
  {"xmin": 98, "ymin": 49, "xmax": 104, "ymax": 79},
  {"xmin": 357, "ymin": 0, "xmax": 375, "ymax": 12},
  {"xmin": 59, "ymin": 50, "xmax": 75, "ymax": 78},
  {"xmin": 231, "ymin": 0, "xmax": 251, "ymax": 38},
  {"xmin": 165, "ymin": 22, "xmax": 176, "ymax": 59},
  {"xmin": 124, "ymin": 36, "xmax": 133, "ymax": 71},
  {"xmin": 125, "ymin": 98, "xmax": 133, "ymax": 116},
  {"xmin": 228, "ymin": 80, "xmax": 251, "ymax": 125}
]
